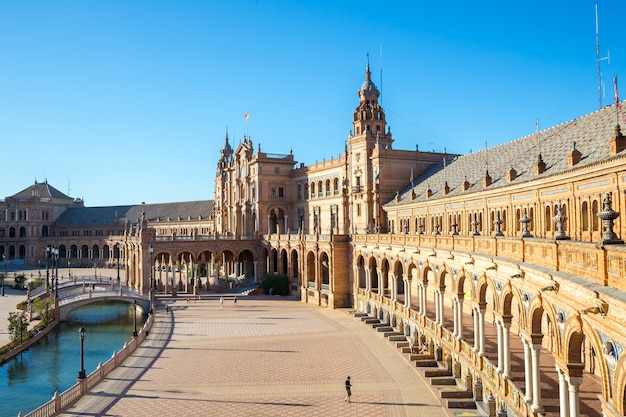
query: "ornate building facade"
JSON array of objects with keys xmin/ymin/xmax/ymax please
[{"xmin": 1, "ymin": 59, "xmax": 626, "ymax": 416}]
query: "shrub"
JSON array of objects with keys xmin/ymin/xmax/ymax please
[{"xmin": 259, "ymin": 275, "xmax": 289, "ymax": 296}]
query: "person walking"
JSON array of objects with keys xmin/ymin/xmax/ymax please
[
  {"xmin": 344, "ymin": 376, "xmax": 352, "ymax": 402},
  {"xmin": 233, "ymin": 295, "xmax": 238, "ymax": 307},
  {"xmin": 220, "ymin": 296, "xmax": 224, "ymax": 308}
]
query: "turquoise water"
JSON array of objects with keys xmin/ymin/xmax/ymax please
[{"xmin": 0, "ymin": 301, "xmax": 145, "ymax": 417}]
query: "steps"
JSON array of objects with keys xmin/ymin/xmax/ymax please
[{"xmin": 352, "ymin": 311, "xmax": 484, "ymax": 416}]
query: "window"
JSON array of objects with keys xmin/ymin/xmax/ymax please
[
  {"xmin": 274, "ymin": 167, "xmax": 280, "ymax": 174},
  {"xmin": 278, "ymin": 187, "xmax": 284, "ymax": 197}
]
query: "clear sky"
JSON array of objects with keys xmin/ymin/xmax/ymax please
[{"xmin": 1, "ymin": 1, "xmax": 625, "ymax": 207}]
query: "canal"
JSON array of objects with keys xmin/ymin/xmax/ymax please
[{"xmin": 0, "ymin": 301, "xmax": 146, "ymax": 417}]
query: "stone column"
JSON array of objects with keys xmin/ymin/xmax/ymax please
[
  {"xmin": 496, "ymin": 320, "xmax": 503, "ymax": 374},
  {"xmin": 421, "ymin": 283, "xmax": 428, "ymax": 317},
  {"xmin": 438, "ymin": 291, "xmax": 445, "ymax": 327},
  {"xmin": 253, "ymin": 261, "xmax": 258, "ymax": 284},
  {"xmin": 531, "ymin": 343, "xmax": 544, "ymax": 413},
  {"xmin": 214, "ymin": 263, "xmax": 219, "ymax": 285},
  {"xmin": 557, "ymin": 366, "xmax": 569, "ymax": 417},
  {"xmin": 523, "ymin": 338, "xmax": 533, "ymax": 404},
  {"xmin": 502, "ymin": 320, "xmax": 511, "ymax": 378},
  {"xmin": 473, "ymin": 307, "xmax": 480, "ymax": 352},
  {"xmin": 457, "ymin": 296, "xmax": 464, "ymax": 340},
  {"xmin": 434, "ymin": 291, "xmax": 440, "ymax": 325},
  {"xmin": 283, "ymin": 215, "xmax": 288, "ymax": 234},
  {"xmin": 451, "ymin": 299, "xmax": 458, "ymax": 336},
  {"xmin": 404, "ymin": 276, "xmax": 411, "ymax": 308},
  {"xmin": 478, "ymin": 305, "xmax": 486, "ymax": 355},
  {"xmin": 567, "ymin": 376, "xmax": 582, "ymax": 417}
]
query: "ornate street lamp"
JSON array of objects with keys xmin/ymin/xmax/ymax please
[
  {"xmin": 46, "ymin": 245, "xmax": 51, "ymax": 291},
  {"xmin": 1, "ymin": 253, "xmax": 6, "ymax": 297},
  {"xmin": 53, "ymin": 246, "xmax": 59, "ymax": 299},
  {"xmin": 116, "ymin": 244, "xmax": 120, "ymax": 283},
  {"xmin": 78, "ymin": 326, "xmax": 86, "ymax": 379},
  {"xmin": 149, "ymin": 245, "xmax": 154, "ymax": 313},
  {"xmin": 132, "ymin": 300, "xmax": 138, "ymax": 337}
]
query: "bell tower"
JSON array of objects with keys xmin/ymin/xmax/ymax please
[{"xmin": 351, "ymin": 54, "xmax": 392, "ymax": 148}]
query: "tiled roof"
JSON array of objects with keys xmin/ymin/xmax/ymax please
[
  {"xmin": 10, "ymin": 180, "xmax": 73, "ymax": 201},
  {"xmin": 388, "ymin": 102, "xmax": 626, "ymax": 206},
  {"xmin": 54, "ymin": 201, "xmax": 214, "ymax": 226}
]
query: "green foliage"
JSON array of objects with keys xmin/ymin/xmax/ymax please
[
  {"xmin": 8, "ymin": 312, "xmax": 28, "ymax": 343},
  {"xmin": 259, "ymin": 275, "xmax": 289, "ymax": 296},
  {"xmin": 30, "ymin": 278, "xmax": 44, "ymax": 289},
  {"xmin": 13, "ymin": 274, "xmax": 26, "ymax": 290},
  {"xmin": 33, "ymin": 297, "xmax": 54, "ymax": 327}
]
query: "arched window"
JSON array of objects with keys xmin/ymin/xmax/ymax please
[
  {"xmin": 581, "ymin": 201, "xmax": 589, "ymax": 231},
  {"xmin": 333, "ymin": 178, "xmax": 339, "ymax": 195},
  {"xmin": 304, "ymin": 183, "xmax": 309, "ymax": 199},
  {"xmin": 325, "ymin": 179, "xmax": 331, "ymax": 196},
  {"xmin": 592, "ymin": 199, "xmax": 599, "ymax": 231},
  {"xmin": 318, "ymin": 181, "xmax": 323, "ymax": 197}
]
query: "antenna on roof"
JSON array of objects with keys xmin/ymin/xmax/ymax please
[
  {"xmin": 596, "ymin": 4, "xmax": 610, "ymax": 109},
  {"xmin": 379, "ymin": 45, "xmax": 383, "ymax": 105}
]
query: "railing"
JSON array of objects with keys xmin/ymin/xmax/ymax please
[
  {"xmin": 354, "ymin": 233, "xmax": 626, "ymax": 291},
  {"xmin": 21, "ymin": 314, "xmax": 154, "ymax": 417}
]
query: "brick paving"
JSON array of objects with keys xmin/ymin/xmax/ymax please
[{"xmin": 60, "ymin": 294, "xmax": 449, "ymax": 417}]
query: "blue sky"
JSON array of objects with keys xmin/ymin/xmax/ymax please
[{"xmin": 1, "ymin": 1, "xmax": 625, "ymax": 206}]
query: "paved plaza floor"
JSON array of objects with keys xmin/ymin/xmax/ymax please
[{"xmin": 59, "ymin": 294, "xmax": 450, "ymax": 417}]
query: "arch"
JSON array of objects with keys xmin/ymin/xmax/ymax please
[
  {"xmin": 306, "ymin": 251, "xmax": 316, "ymax": 287},
  {"xmin": 92, "ymin": 244, "xmax": 100, "ymax": 259},
  {"xmin": 320, "ymin": 252, "xmax": 330, "ymax": 287},
  {"xmin": 356, "ymin": 255, "xmax": 366, "ymax": 289},
  {"xmin": 582, "ymin": 201, "xmax": 589, "ymax": 231},
  {"xmin": 393, "ymin": 259, "xmax": 404, "ymax": 300},
  {"xmin": 280, "ymin": 248, "xmax": 288, "ymax": 275},
  {"xmin": 381, "ymin": 258, "xmax": 390, "ymax": 298},
  {"xmin": 368, "ymin": 257, "xmax": 379, "ymax": 291}
]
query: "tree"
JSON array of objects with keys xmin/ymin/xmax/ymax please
[
  {"xmin": 8, "ymin": 311, "xmax": 28, "ymax": 343},
  {"xmin": 33, "ymin": 297, "xmax": 54, "ymax": 327},
  {"xmin": 13, "ymin": 274, "xmax": 26, "ymax": 290}
]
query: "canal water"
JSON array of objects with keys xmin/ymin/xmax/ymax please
[{"xmin": 0, "ymin": 301, "xmax": 145, "ymax": 417}]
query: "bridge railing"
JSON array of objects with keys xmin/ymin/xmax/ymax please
[
  {"xmin": 21, "ymin": 313, "xmax": 154, "ymax": 417},
  {"xmin": 29, "ymin": 277, "xmax": 144, "ymax": 304}
]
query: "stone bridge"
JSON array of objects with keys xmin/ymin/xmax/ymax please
[{"xmin": 29, "ymin": 277, "xmax": 150, "ymax": 321}]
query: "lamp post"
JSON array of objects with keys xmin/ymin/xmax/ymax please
[
  {"xmin": 149, "ymin": 245, "xmax": 154, "ymax": 313},
  {"xmin": 68, "ymin": 261, "xmax": 71, "ymax": 280},
  {"xmin": 52, "ymin": 246, "xmax": 59, "ymax": 299},
  {"xmin": 78, "ymin": 326, "xmax": 86, "ymax": 379},
  {"xmin": 132, "ymin": 300, "xmax": 138, "ymax": 337},
  {"xmin": 46, "ymin": 245, "xmax": 50, "ymax": 291},
  {"xmin": 116, "ymin": 244, "xmax": 120, "ymax": 283},
  {"xmin": 1, "ymin": 253, "xmax": 6, "ymax": 297}
]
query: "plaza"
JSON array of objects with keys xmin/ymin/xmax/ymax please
[{"xmin": 58, "ymin": 293, "xmax": 450, "ymax": 417}]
